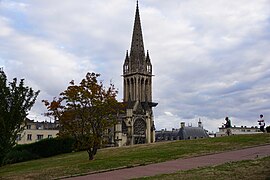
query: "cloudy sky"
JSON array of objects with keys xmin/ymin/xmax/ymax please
[{"xmin": 1, "ymin": 0, "xmax": 270, "ymax": 132}]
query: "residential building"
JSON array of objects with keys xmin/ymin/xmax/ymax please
[{"xmin": 16, "ymin": 119, "xmax": 59, "ymax": 144}]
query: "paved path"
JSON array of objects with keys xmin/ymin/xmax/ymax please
[{"xmin": 66, "ymin": 145, "xmax": 270, "ymax": 180}]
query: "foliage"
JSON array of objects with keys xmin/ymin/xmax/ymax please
[
  {"xmin": 43, "ymin": 72, "xmax": 123, "ymax": 160},
  {"xmin": 15, "ymin": 136, "xmax": 76, "ymax": 157},
  {"xmin": 266, "ymin": 126, "xmax": 270, "ymax": 133},
  {"xmin": 0, "ymin": 70, "xmax": 40, "ymax": 165},
  {"xmin": 2, "ymin": 149, "xmax": 38, "ymax": 165},
  {"xmin": 2, "ymin": 137, "xmax": 75, "ymax": 165}
]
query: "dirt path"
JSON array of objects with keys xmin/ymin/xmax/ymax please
[{"xmin": 65, "ymin": 144, "xmax": 270, "ymax": 180}]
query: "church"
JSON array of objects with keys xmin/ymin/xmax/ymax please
[{"xmin": 112, "ymin": 1, "xmax": 158, "ymax": 146}]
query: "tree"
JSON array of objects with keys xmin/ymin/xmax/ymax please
[
  {"xmin": 0, "ymin": 70, "xmax": 40, "ymax": 165},
  {"xmin": 43, "ymin": 72, "xmax": 123, "ymax": 160}
]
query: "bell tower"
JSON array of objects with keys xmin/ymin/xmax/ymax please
[
  {"xmin": 120, "ymin": 1, "xmax": 157, "ymax": 145},
  {"xmin": 123, "ymin": 1, "xmax": 153, "ymax": 103}
]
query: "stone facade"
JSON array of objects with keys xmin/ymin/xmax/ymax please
[{"xmin": 114, "ymin": 2, "xmax": 157, "ymax": 147}]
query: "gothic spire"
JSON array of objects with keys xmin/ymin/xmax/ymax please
[
  {"xmin": 124, "ymin": 50, "xmax": 129, "ymax": 63},
  {"xmin": 130, "ymin": 0, "xmax": 145, "ymax": 60},
  {"xmin": 146, "ymin": 50, "xmax": 150, "ymax": 62}
]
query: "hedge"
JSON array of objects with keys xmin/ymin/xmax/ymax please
[
  {"xmin": 2, "ymin": 137, "xmax": 75, "ymax": 165},
  {"xmin": 266, "ymin": 126, "xmax": 270, "ymax": 133}
]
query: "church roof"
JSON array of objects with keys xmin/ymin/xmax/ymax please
[
  {"xmin": 141, "ymin": 102, "xmax": 158, "ymax": 108},
  {"xmin": 125, "ymin": 100, "xmax": 158, "ymax": 112}
]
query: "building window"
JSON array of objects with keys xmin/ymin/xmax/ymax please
[
  {"xmin": 37, "ymin": 135, "xmax": 43, "ymax": 140},
  {"xmin": 27, "ymin": 134, "xmax": 32, "ymax": 140},
  {"xmin": 48, "ymin": 135, "xmax": 52, "ymax": 138},
  {"xmin": 27, "ymin": 125, "xmax": 31, "ymax": 129}
]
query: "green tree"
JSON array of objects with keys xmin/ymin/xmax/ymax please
[
  {"xmin": 0, "ymin": 70, "xmax": 40, "ymax": 165},
  {"xmin": 43, "ymin": 72, "xmax": 123, "ymax": 160}
]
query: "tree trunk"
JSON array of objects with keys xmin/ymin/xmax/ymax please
[
  {"xmin": 87, "ymin": 146, "xmax": 98, "ymax": 160},
  {"xmin": 88, "ymin": 151, "xmax": 94, "ymax": 160}
]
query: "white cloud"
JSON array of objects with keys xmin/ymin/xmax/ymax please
[
  {"xmin": 1, "ymin": 0, "xmax": 270, "ymax": 132},
  {"xmin": 164, "ymin": 111, "xmax": 174, "ymax": 116}
]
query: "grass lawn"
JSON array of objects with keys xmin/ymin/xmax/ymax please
[
  {"xmin": 0, "ymin": 133, "xmax": 269, "ymax": 179},
  {"xmin": 136, "ymin": 156, "xmax": 270, "ymax": 180}
]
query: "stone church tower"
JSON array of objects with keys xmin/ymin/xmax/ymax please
[{"xmin": 114, "ymin": 1, "xmax": 157, "ymax": 146}]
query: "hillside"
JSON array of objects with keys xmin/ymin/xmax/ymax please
[{"xmin": 0, "ymin": 133, "xmax": 269, "ymax": 179}]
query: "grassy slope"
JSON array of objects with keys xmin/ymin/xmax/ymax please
[
  {"xmin": 136, "ymin": 156, "xmax": 270, "ymax": 180},
  {"xmin": 0, "ymin": 134, "xmax": 269, "ymax": 180}
]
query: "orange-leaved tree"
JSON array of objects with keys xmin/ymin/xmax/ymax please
[{"xmin": 43, "ymin": 72, "xmax": 123, "ymax": 160}]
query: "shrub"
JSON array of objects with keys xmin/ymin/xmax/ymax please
[
  {"xmin": 17, "ymin": 137, "xmax": 75, "ymax": 158},
  {"xmin": 2, "ymin": 150, "xmax": 39, "ymax": 165},
  {"xmin": 2, "ymin": 137, "xmax": 75, "ymax": 165},
  {"xmin": 266, "ymin": 126, "xmax": 270, "ymax": 133}
]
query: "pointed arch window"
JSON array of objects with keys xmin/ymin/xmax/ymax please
[
  {"xmin": 147, "ymin": 65, "xmax": 151, "ymax": 73},
  {"xmin": 124, "ymin": 65, "xmax": 129, "ymax": 73}
]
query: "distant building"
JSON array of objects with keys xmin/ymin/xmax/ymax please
[
  {"xmin": 16, "ymin": 119, "xmax": 59, "ymax": 144},
  {"xmin": 216, "ymin": 125, "xmax": 262, "ymax": 137},
  {"xmin": 155, "ymin": 120, "xmax": 209, "ymax": 141},
  {"xmin": 155, "ymin": 128, "xmax": 180, "ymax": 141}
]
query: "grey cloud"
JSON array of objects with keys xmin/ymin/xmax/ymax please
[{"xmin": 1, "ymin": 0, "xmax": 270, "ymax": 132}]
